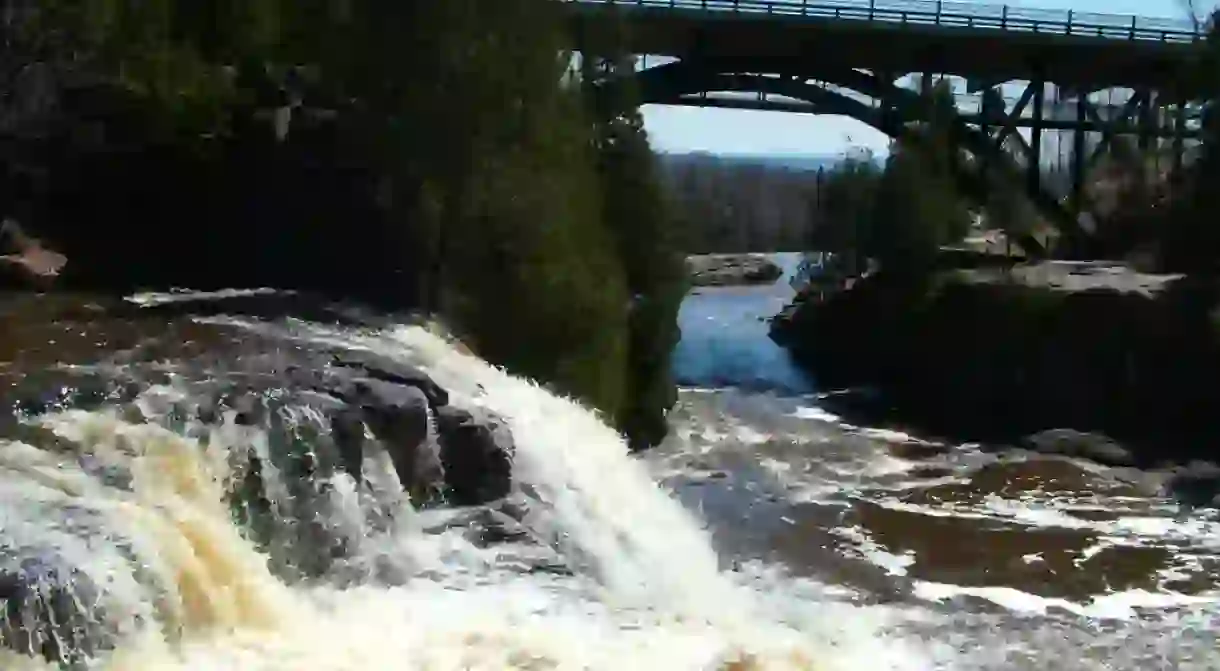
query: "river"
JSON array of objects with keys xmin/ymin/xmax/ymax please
[
  {"xmin": 664, "ymin": 252, "xmax": 1220, "ymax": 669},
  {"xmin": 0, "ymin": 262, "xmax": 1216, "ymax": 670}
]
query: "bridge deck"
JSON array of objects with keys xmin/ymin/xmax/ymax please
[{"xmin": 568, "ymin": 0, "xmax": 1204, "ymax": 94}]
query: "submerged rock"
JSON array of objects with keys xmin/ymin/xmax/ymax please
[
  {"xmin": 0, "ymin": 552, "xmax": 114, "ymax": 667},
  {"xmin": 1023, "ymin": 429, "xmax": 1135, "ymax": 467}
]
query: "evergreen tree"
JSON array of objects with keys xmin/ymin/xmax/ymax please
[
  {"xmin": 808, "ymin": 149, "xmax": 882, "ymax": 274},
  {"xmin": 6, "ymin": 0, "xmax": 641, "ymax": 421},
  {"xmin": 581, "ymin": 14, "xmax": 687, "ymax": 449},
  {"xmin": 1159, "ymin": 9, "xmax": 1220, "ymax": 273},
  {"xmin": 868, "ymin": 78, "xmax": 972, "ymax": 275}
]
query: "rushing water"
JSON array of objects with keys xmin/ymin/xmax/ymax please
[{"xmin": 0, "ymin": 263, "xmax": 1216, "ymax": 670}]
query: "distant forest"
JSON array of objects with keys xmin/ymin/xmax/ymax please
[
  {"xmin": 659, "ymin": 149, "xmax": 1092, "ymax": 254},
  {"xmin": 658, "ymin": 152, "xmax": 834, "ymax": 254}
]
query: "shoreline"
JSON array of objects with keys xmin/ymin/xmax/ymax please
[{"xmin": 769, "ymin": 261, "xmax": 1220, "ymax": 503}]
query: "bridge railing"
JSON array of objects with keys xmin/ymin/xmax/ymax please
[{"xmin": 569, "ymin": 0, "xmax": 1200, "ymax": 43}]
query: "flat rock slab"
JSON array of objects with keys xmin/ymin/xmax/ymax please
[
  {"xmin": 954, "ymin": 261, "xmax": 1184, "ymax": 298},
  {"xmin": 686, "ymin": 253, "xmax": 783, "ymax": 287}
]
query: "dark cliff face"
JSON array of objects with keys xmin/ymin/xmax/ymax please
[
  {"xmin": 2, "ymin": 123, "xmax": 422, "ymax": 310},
  {"xmin": 772, "ymin": 268, "xmax": 1220, "ymax": 467}
]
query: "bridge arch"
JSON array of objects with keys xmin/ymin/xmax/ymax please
[{"xmin": 607, "ymin": 60, "xmax": 1092, "ymax": 256}]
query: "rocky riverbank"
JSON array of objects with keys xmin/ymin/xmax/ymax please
[
  {"xmin": 770, "ymin": 261, "xmax": 1220, "ymax": 502},
  {"xmin": 0, "ymin": 292, "xmax": 529, "ymax": 664},
  {"xmin": 686, "ymin": 253, "xmax": 783, "ymax": 287}
]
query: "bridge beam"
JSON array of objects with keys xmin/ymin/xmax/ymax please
[
  {"xmin": 604, "ymin": 54, "xmax": 1204, "ymax": 255},
  {"xmin": 605, "ymin": 60, "xmax": 1077, "ymax": 255}
]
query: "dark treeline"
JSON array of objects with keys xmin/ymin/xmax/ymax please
[
  {"xmin": 0, "ymin": 1, "xmax": 685, "ymax": 448},
  {"xmin": 659, "ymin": 153, "xmax": 831, "ymax": 254}
]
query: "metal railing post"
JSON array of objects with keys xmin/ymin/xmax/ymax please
[
  {"xmin": 1129, "ymin": 15, "xmax": 1136, "ymax": 39},
  {"xmin": 1066, "ymin": 10, "xmax": 1072, "ymax": 34},
  {"xmin": 936, "ymin": 0, "xmax": 942, "ymax": 23},
  {"xmin": 868, "ymin": 0, "xmax": 875, "ymax": 21},
  {"xmin": 1001, "ymin": 4, "xmax": 1007, "ymax": 29}
]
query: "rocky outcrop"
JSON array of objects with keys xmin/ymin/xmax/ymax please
[
  {"xmin": 1163, "ymin": 461, "xmax": 1220, "ymax": 509},
  {"xmin": 771, "ymin": 264, "xmax": 1220, "ymax": 476},
  {"xmin": 0, "ymin": 551, "xmax": 112, "ymax": 667},
  {"xmin": 686, "ymin": 253, "xmax": 783, "ymax": 287},
  {"xmin": 0, "ymin": 338, "xmax": 520, "ymax": 665},
  {"xmin": 197, "ymin": 354, "xmax": 514, "ymax": 509}
]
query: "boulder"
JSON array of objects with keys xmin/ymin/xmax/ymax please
[
  {"xmin": 184, "ymin": 360, "xmax": 515, "ymax": 509},
  {"xmin": 340, "ymin": 377, "xmax": 444, "ymax": 503},
  {"xmin": 435, "ymin": 405, "xmax": 514, "ymax": 506},
  {"xmin": 1163, "ymin": 461, "xmax": 1220, "ymax": 508},
  {"xmin": 329, "ymin": 351, "xmax": 448, "ymax": 409}
]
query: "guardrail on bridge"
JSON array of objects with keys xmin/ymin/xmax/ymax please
[{"xmin": 568, "ymin": 0, "xmax": 1201, "ymax": 43}]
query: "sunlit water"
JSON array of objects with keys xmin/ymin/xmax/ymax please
[
  {"xmin": 0, "ymin": 266, "xmax": 1215, "ymax": 670},
  {"xmin": 672, "ymin": 253, "xmax": 814, "ymax": 394}
]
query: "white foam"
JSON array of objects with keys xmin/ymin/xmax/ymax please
[
  {"xmin": 913, "ymin": 581, "xmax": 1220, "ymax": 620},
  {"xmin": 0, "ymin": 318, "xmax": 932, "ymax": 670},
  {"xmin": 125, "ymin": 288, "xmax": 287, "ymax": 306},
  {"xmin": 790, "ymin": 406, "xmax": 841, "ymax": 423}
]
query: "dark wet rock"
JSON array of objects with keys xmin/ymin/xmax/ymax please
[
  {"xmin": 230, "ymin": 392, "xmax": 266, "ymax": 427},
  {"xmin": 886, "ymin": 441, "xmax": 952, "ymax": 460},
  {"xmin": 1023, "ymin": 429, "xmax": 1135, "ymax": 467},
  {"xmin": 195, "ymin": 396, "xmax": 219, "ymax": 424},
  {"xmin": 329, "ymin": 406, "xmax": 367, "ymax": 484},
  {"xmin": 330, "ymin": 351, "xmax": 448, "ymax": 409},
  {"xmin": 1163, "ymin": 461, "xmax": 1220, "ymax": 508},
  {"xmin": 341, "ymin": 378, "xmax": 444, "ymax": 502},
  {"xmin": 435, "ymin": 405, "xmax": 514, "ymax": 506},
  {"xmin": 772, "ymin": 269, "xmax": 1220, "ymax": 469},
  {"xmin": 175, "ymin": 353, "xmax": 513, "ymax": 507},
  {"xmin": 686, "ymin": 254, "xmax": 783, "ymax": 287},
  {"xmin": 0, "ymin": 555, "xmax": 113, "ymax": 666},
  {"xmin": 909, "ymin": 465, "xmax": 955, "ymax": 479}
]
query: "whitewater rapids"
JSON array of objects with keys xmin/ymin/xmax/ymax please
[{"xmin": 0, "ymin": 319, "xmax": 919, "ymax": 671}]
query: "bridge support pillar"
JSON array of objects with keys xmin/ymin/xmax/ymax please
[
  {"xmin": 877, "ymin": 69, "xmax": 894, "ymax": 132},
  {"xmin": 1173, "ymin": 99, "xmax": 1187, "ymax": 173},
  {"xmin": 1028, "ymin": 80, "xmax": 1044, "ymax": 196},
  {"xmin": 1138, "ymin": 89, "xmax": 1156, "ymax": 156},
  {"xmin": 1072, "ymin": 91, "xmax": 1087, "ymax": 211}
]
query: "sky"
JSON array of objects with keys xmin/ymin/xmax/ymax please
[{"xmin": 641, "ymin": 0, "xmax": 1210, "ymax": 157}]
